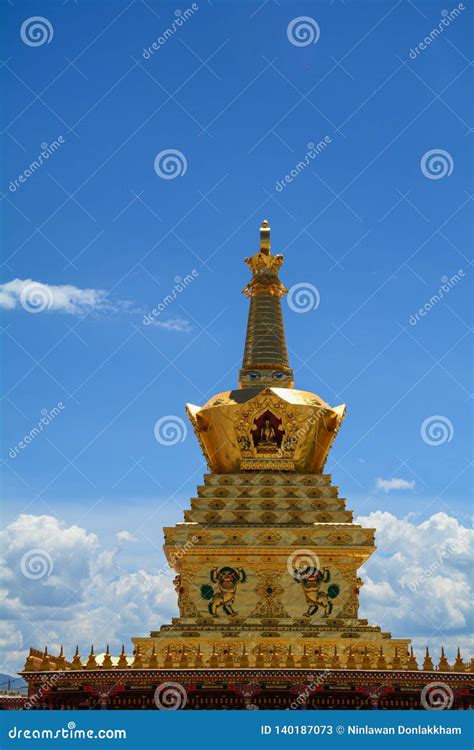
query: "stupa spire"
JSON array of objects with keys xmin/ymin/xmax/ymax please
[{"xmin": 238, "ymin": 220, "xmax": 294, "ymax": 389}]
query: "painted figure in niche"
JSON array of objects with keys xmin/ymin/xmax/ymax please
[
  {"xmin": 200, "ymin": 566, "xmax": 247, "ymax": 617},
  {"xmin": 293, "ymin": 566, "xmax": 340, "ymax": 617},
  {"xmin": 251, "ymin": 410, "xmax": 284, "ymax": 451}
]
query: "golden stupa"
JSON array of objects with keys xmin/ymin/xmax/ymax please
[
  {"xmin": 132, "ymin": 220, "xmax": 411, "ymax": 666},
  {"xmin": 22, "ymin": 221, "xmax": 473, "ymax": 709}
]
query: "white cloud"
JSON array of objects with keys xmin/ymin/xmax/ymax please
[
  {"xmin": 0, "ymin": 279, "xmax": 112, "ymax": 316},
  {"xmin": 0, "ymin": 514, "xmax": 176, "ymax": 672},
  {"xmin": 116, "ymin": 530, "xmax": 137, "ymax": 545},
  {"xmin": 148, "ymin": 317, "xmax": 192, "ymax": 332},
  {"xmin": 376, "ymin": 477, "xmax": 416, "ymax": 493},
  {"xmin": 1, "ymin": 510, "xmax": 471, "ymax": 674},
  {"xmin": 0, "ymin": 279, "xmax": 191, "ymax": 331},
  {"xmin": 357, "ymin": 510, "xmax": 473, "ymax": 660}
]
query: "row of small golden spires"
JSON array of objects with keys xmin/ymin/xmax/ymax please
[{"xmin": 24, "ymin": 644, "xmax": 472, "ymax": 673}]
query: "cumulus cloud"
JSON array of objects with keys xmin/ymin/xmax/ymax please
[
  {"xmin": 0, "ymin": 514, "xmax": 176, "ymax": 672},
  {"xmin": 116, "ymin": 531, "xmax": 137, "ymax": 545},
  {"xmin": 376, "ymin": 477, "xmax": 416, "ymax": 493},
  {"xmin": 357, "ymin": 511, "xmax": 473, "ymax": 660},
  {"xmin": 0, "ymin": 279, "xmax": 112, "ymax": 316},
  {"xmin": 2, "ymin": 510, "xmax": 471, "ymax": 674}
]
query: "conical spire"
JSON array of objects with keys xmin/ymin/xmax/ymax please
[
  {"xmin": 132, "ymin": 644, "xmax": 143, "ymax": 669},
  {"xmin": 163, "ymin": 644, "xmax": 173, "ymax": 669},
  {"xmin": 407, "ymin": 646, "xmax": 418, "ymax": 671},
  {"xmin": 376, "ymin": 646, "xmax": 387, "ymax": 670},
  {"xmin": 239, "ymin": 220, "xmax": 294, "ymax": 389},
  {"xmin": 56, "ymin": 645, "xmax": 66, "ymax": 670},
  {"xmin": 286, "ymin": 645, "xmax": 296, "ymax": 668},
  {"xmin": 117, "ymin": 644, "xmax": 128, "ymax": 669},
  {"xmin": 330, "ymin": 645, "xmax": 342, "ymax": 670},
  {"xmin": 438, "ymin": 646, "xmax": 450, "ymax": 672},
  {"xmin": 86, "ymin": 645, "xmax": 97, "ymax": 670},
  {"xmin": 102, "ymin": 644, "xmax": 113, "ymax": 670},
  {"xmin": 423, "ymin": 646, "xmax": 434, "ymax": 671},
  {"xmin": 40, "ymin": 646, "xmax": 53, "ymax": 671},
  {"xmin": 71, "ymin": 645, "xmax": 82, "ymax": 670},
  {"xmin": 148, "ymin": 643, "xmax": 159, "ymax": 669},
  {"xmin": 240, "ymin": 644, "xmax": 250, "ymax": 668},
  {"xmin": 453, "ymin": 647, "xmax": 465, "ymax": 672}
]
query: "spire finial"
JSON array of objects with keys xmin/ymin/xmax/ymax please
[
  {"xmin": 260, "ymin": 219, "xmax": 271, "ymax": 254},
  {"xmin": 239, "ymin": 221, "xmax": 294, "ymax": 389}
]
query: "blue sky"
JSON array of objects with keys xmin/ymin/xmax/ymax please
[{"xmin": 0, "ymin": 0, "xmax": 472, "ymax": 672}]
